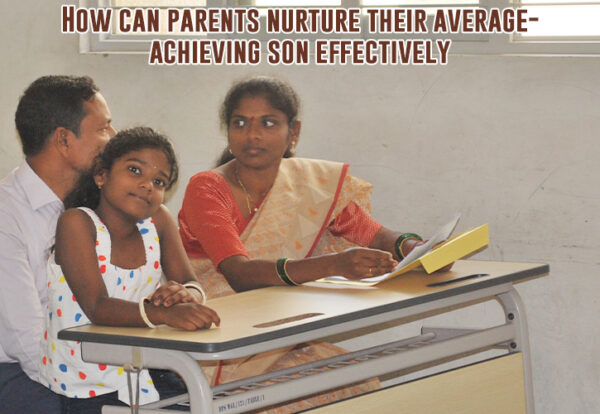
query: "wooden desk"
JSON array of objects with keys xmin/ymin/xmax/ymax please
[{"xmin": 59, "ymin": 260, "xmax": 548, "ymax": 413}]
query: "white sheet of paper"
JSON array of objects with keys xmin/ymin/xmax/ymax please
[{"xmin": 325, "ymin": 213, "xmax": 461, "ymax": 284}]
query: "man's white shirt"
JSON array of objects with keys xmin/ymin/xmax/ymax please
[{"xmin": 0, "ymin": 162, "xmax": 63, "ymax": 380}]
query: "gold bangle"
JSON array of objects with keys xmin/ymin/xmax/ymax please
[
  {"xmin": 183, "ymin": 282, "xmax": 207, "ymax": 305},
  {"xmin": 399, "ymin": 237, "xmax": 418, "ymax": 258},
  {"xmin": 138, "ymin": 297, "xmax": 156, "ymax": 328},
  {"xmin": 395, "ymin": 233, "xmax": 423, "ymax": 259}
]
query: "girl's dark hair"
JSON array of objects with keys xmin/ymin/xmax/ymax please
[
  {"xmin": 64, "ymin": 126, "xmax": 179, "ymax": 209},
  {"xmin": 215, "ymin": 76, "xmax": 300, "ymax": 167}
]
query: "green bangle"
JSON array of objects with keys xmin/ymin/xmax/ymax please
[
  {"xmin": 276, "ymin": 258, "xmax": 298, "ymax": 286},
  {"xmin": 394, "ymin": 233, "xmax": 423, "ymax": 259}
]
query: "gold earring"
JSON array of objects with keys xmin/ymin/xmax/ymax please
[
  {"xmin": 289, "ymin": 141, "xmax": 296, "ymax": 155},
  {"xmin": 228, "ymin": 146, "xmax": 233, "ymax": 155}
]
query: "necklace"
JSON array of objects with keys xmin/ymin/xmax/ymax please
[{"xmin": 234, "ymin": 164, "xmax": 258, "ymax": 215}]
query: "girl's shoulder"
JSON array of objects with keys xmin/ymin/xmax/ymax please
[
  {"xmin": 57, "ymin": 207, "xmax": 97, "ymax": 234},
  {"xmin": 54, "ymin": 208, "xmax": 99, "ymax": 266}
]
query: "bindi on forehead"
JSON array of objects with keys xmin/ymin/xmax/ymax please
[{"xmin": 125, "ymin": 153, "xmax": 170, "ymax": 178}]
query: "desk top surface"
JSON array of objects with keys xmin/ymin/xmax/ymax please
[{"xmin": 59, "ymin": 260, "xmax": 548, "ymax": 353}]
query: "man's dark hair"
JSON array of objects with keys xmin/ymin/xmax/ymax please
[{"xmin": 15, "ymin": 75, "xmax": 99, "ymax": 157}]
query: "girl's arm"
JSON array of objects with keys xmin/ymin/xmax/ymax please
[
  {"xmin": 55, "ymin": 209, "xmax": 218, "ymax": 330},
  {"xmin": 148, "ymin": 205, "xmax": 216, "ymax": 310}
]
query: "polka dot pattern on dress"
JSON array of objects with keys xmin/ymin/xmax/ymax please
[{"xmin": 39, "ymin": 208, "xmax": 162, "ymax": 405}]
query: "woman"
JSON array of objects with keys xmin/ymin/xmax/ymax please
[
  {"xmin": 178, "ymin": 76, "xmax": 427, "ymax": 412},
  {"xmin": 179, "ymin": 76, "xmax": 425, "ymax": 296}
]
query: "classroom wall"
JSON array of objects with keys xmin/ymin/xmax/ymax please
[{"xmin": 1, "ymin": 1, "xmax": 598, "ymax": 413}]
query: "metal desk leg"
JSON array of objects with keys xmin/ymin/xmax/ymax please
[
  {"xmin": 99, "ymin": 347, "xmax": 212, "ymax": 414},
  {"xmin": 142, "ymin": 348, "xmax": 213, "ymax": 414},
  {"xmin": 497, "ymin": 288, "xmax": 535, "ymax": 414}
]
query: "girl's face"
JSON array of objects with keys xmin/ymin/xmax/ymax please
[
  {"xmin": 228, "ymin": 95, "xmax": 299, "ymax": 170},
  {"xmin": 95, "ymin": 148, "xmax": 171, "ymax": 221}
]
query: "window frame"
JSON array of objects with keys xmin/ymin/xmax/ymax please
[{"xmin": 78, "ymin": 0, "xmax": 600, "ymax": 55}]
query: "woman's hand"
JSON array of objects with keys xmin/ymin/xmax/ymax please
[
  {"xmin": 400, "ymin": 238, "xmax": 424, "ymax": 258},
  {"xmin": 150, "ymin": 302, "xmax": 221, "ymax": 331},
  {"xmin": 331, "ymin": 247, "xmax": 397, "ymax": 280},
  {"xmin": 148, "ymin": 281, "xmax": 201, "ymax": 307}
]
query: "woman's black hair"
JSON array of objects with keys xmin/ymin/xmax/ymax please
[
  {"xmin": 215, "ymin": 76, "xmax": 300, "ymax": 167},
  {"xmin": 64, "ymin": 126, "xmax": 179, "ymax": 210}
]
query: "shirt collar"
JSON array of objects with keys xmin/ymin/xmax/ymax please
[{"xmin": 15, "ymin": 161, "xmax": 63, "ymax": 211}]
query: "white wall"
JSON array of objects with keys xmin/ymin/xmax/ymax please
[{"xmin": 2, "ymin": 1, "xmax": 599, "ymax": 413}]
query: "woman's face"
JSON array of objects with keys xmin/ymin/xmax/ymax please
[{"xmin": 228, "ymin": 95, "xmax": 298, "ymax": 170}]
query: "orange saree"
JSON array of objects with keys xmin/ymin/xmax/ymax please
[{"xmin": 178, "ymin": 158, "xmax": 381, "ymax": 412}]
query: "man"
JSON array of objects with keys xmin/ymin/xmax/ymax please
[{"xmin": 0, "ymin": 76, "xmax": 115, "ymax": 413}]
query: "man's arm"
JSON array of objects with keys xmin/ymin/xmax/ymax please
[{"xmin": 0, "ymin": 226, "xmax": 45, "ymax": 380}]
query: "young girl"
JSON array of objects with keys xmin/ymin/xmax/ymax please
[{"xmin": 39, "ymin": 127, "xmax": 220, "ymax": 412}]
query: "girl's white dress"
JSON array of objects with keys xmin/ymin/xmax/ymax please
[{"xmin": 39, "ymin": 207, "xmax": 161, "ymax": 405}]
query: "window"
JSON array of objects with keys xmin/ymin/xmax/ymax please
[
  {"xmin": 79, "ymin": 0, "xmax": 215, "ymax": 53},
  {"xmin": 77, "ymin": 0, "xmax": 600, "ymax": 54},
  {"xmin": 516, "ymin": 0, "xmax": 600, "ymax": 38}
]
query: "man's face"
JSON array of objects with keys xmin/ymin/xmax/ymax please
[{"xmin": 70, "ymin": 92, "xmax": 115, "ymax": 173}]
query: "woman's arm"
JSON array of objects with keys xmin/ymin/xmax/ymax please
[
  {"xmin": 219, "ymin": 247, "xmax": 396, "ymax": 292},
  {"xmin": 369, "ymin": 226, "xmax": 453, "ymax": 272},
  {"xmin": 327, "ymin": 201, "xmax": 423, "ymax": 260},
  {"xmin": 369, "ymin": 226, "xmax": 423, "ymax": 260},
  {"xmin": 55, "ymin": 209, "xmax": 217, "ymax": 330},
  {"xmin": 180, "ymin": 173, "xmax": 397, "ymax": 291}
]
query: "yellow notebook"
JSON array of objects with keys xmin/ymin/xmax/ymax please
[
  {"xmin": 412, "ymin": 223, "xmax": 488, "ymax": 273},
  {"xmin": 320, "ymin": 223, "xmax": 489, "ymax": 287}
]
